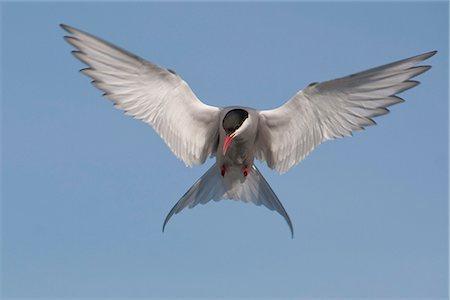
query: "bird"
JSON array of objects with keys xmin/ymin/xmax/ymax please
[{"xmin": 61, "ymin": 24, "xmax": 436, "ymax": 238}]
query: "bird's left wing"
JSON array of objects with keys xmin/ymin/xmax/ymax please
[
  {"xmin": 62, "ymin": 24, "xmax": 220, "ymax": 166},
  {"xmin": 255, "ymin": 51, "xmax": 436, "ymax": 173}
]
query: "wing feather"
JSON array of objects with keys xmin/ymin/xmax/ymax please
[
  {"xmin": 62, "ymin": 24, "xmax": 220, "ymax": 166},
  {"xmin": 256, "ymin": 51, "xmax": 436, "ymax": 173}
]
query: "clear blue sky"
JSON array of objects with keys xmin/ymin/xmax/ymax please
[{"xmin": 1, "ymin": 1, "xmax": 448, "ymax": 299}]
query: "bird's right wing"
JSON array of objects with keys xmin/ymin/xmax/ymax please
[
  {"xmin": 255, "ymin": 51, "xmax": 436, "ymax": 173},
  {"xmin": 62, "ymin": 24, "xmax": 220, "ymax": 166}
]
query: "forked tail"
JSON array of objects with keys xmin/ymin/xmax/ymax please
[{"xmin": 162, "ymin": 163, "xmax": 294, "ymax": 237}]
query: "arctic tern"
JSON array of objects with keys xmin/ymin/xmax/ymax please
[{"xmin": 61, "ymin": 24, "xmax": 435, "ymax": 237}]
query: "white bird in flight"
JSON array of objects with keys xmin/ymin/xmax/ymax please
[{"xmin": 61, "ymin": 24, "xmax": 436, "ymax": 237}]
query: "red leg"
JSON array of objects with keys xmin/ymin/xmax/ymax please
[
  {"xmin": 221, "ymin": 165, "xmax": 226, "ymax": 177},
  {"xmin": 243, "ymin": 165, "xmax": 248, "ymax": 177}
]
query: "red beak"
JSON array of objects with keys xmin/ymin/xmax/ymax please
[{"xmin": 223, "ymin": 133, "xmax": 235, "ymax": 155}]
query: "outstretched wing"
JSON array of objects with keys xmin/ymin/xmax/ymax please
[
  {"xmin": 256, "ymin": 51, "xmax": 436, "ymax": 173},
  {"xmin": 62, "ymin": 24, "xmax": 220, "ymax": 166}
]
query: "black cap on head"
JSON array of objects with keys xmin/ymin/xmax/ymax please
[{"xmin": 222, "ymin": 109, "xmax": 248, "ymax": 134}]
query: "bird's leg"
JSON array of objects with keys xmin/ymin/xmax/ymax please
[
  {"xmin": 221, "ymin": 164, "xmax": 226, "ymax": 177},
  {"xmin": 243, "ymin": 165, "xmax": 249, "ymax": 177}
]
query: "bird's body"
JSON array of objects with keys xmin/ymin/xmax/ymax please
[
  {"xmin": 218, "ymin": 107, "xmax": 258, "ymax": 174},
  {"xmin": 61, "ymin": 24, "xmax": 436, "ymax": 237}
]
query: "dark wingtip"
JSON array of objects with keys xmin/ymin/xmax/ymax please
[
  {"xmin": 60, "ymin": 24, "xmax": 88, "ymax": 36},
  {"xmin": 60, "ymin": 24, "xmax": 72, "ymax": 32},
  {"xmin": 418, "ymin": 50, "xmax": 438, "ymax": 61}
]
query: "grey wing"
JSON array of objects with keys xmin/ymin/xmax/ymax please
[
  {"xmin": 255, "ymin": 51, "xmax": 436, "ymax": 173},
  {"xmin": 62, "ymin": 24, "xmax": 220, "ymax": 166}
]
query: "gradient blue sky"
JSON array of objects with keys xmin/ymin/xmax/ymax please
[{"xmin": 1, "ymin": 1, "xmax": 448, "ymax": 299}]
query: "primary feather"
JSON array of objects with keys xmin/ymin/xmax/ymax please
[
  {"xmin": 61, "ymin": 24, "xmax": 220, "ymax": 167},
  {"xmin": 256, "ymin": 51, "xmax": 436, "ymax": 173}
]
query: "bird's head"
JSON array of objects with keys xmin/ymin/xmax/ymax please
[{"xmin": 222, "ymin": 109, "xmax": 249, "ymax": 155}]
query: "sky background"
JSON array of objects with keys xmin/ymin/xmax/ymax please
[{"xmin": 1, "ymin": 1, "xmax": 448, "ymax": 299}]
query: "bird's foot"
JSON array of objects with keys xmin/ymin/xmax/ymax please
[
  {"xmin": 243, "ymin": 166, "xmax": 248, "ymax": 177},
  {"xmin": 221, "ymin": 165, "xmax": 226, "ymax": 177}
]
